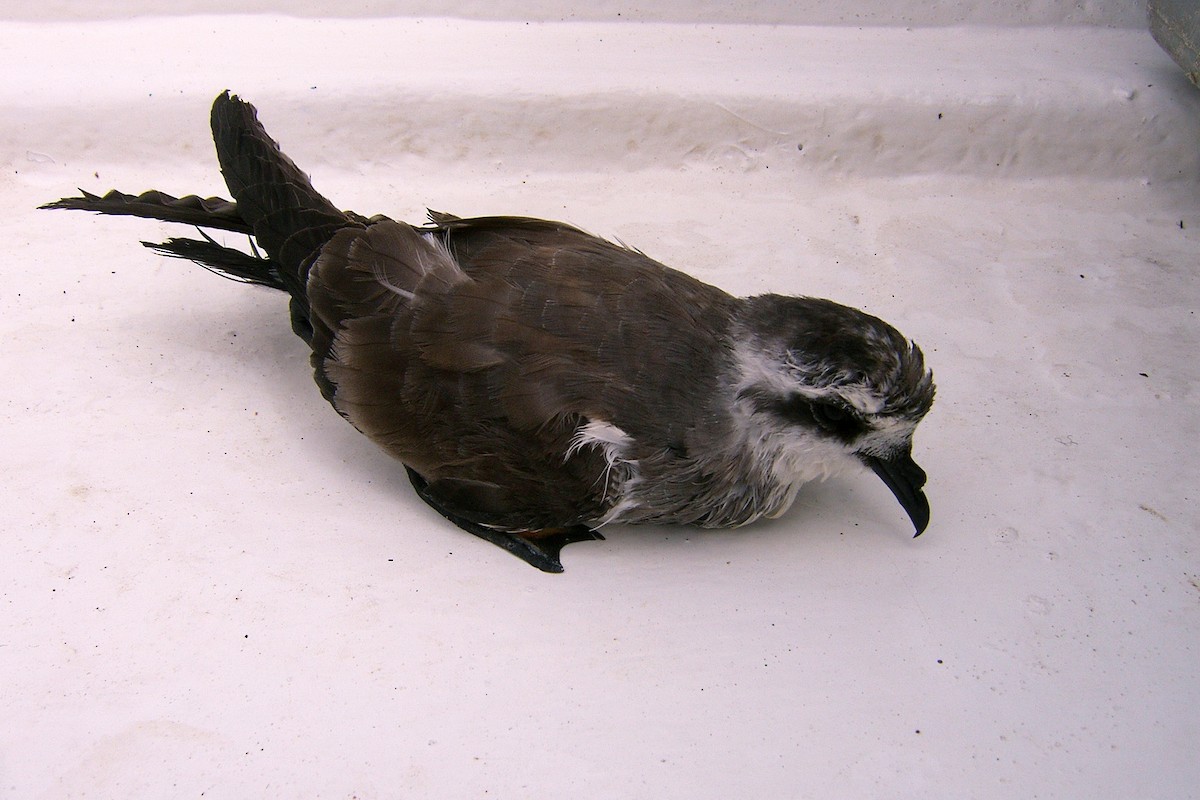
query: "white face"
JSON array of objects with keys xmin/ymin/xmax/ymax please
[
  {"xmin": 729, "ymin": 340, "xmax": 920, "ymax": 507},
  {"xmin": 849, "ymin": 413, "xmax": 918, "ymax": 459},
  {"xmin": 725, "ymin": 300, "xmax": 934, "ymax": 531}
]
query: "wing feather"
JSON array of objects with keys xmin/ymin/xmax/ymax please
[{"xmin": 308, "ymin": 214, "xmax": 738, "ymax": 528}]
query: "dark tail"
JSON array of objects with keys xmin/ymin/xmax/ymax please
[
  {"xmin": 42, "ymin": 91, "xmax": 359, "ymax": 300},
  {"xmin": 40, "ymin": 187, "xmax": 289, "ymax": 289},
  {"xmin": 208, "ymin": 91, "xmax": 358, "ymax": 292},
  {"xmin": 40, "ymin": 188, "xmax": 249, "ymax": 232}
]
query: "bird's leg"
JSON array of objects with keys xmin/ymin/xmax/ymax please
[{"xmin": 404, "ymin": 467, "xmax": 603, "ymax": 573}]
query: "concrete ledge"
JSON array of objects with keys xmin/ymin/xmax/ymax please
[
  {"xmin": 0, "ymin": 0, "xmax": 1147, "ymax": 27},
  {"xmin": 5, "ymin": 17, "xmax": 1198, "ymax": 181}
]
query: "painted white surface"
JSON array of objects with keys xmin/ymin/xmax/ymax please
[
  {"xmin": 2, "ymin": 11, "xmax": 1198, "ymax": 800},
  {"xmin": 0, "ymin": 0, "xmax": 1149, "ymax": 27}
]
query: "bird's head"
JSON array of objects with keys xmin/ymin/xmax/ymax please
[{"xmin": 731, "ymin": 295, "xmax": 936, "ymax": 534}]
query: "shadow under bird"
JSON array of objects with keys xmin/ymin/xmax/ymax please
[{"xmin": 43, "ymin": 91, "xmax": 936, "ymax": 572}]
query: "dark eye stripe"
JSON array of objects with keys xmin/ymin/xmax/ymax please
[
  {"xmin": 780, "ymin": 397, "xmax": 864, "ymax": 440},
  {"xmin": 738, "ymin": 389, "xmax": 867, "ymax": 441}
]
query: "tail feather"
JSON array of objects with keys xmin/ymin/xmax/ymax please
[
  {"xmin": 143, "ymin": 235, "xmax": 286, "ymax": 289},
  {"xmin": 40, "ymin": 189, "xmax": 249, "ymax": 234},
  {"xmin": 41, "ymin": 91, "xmax": 360, "ymax": 313},
  {"xmin": 209, "ymin": 91, "xmax": 357, "ymax": 284}
]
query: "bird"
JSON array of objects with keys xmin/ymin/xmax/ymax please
[{"xmin": 42, "ymin": 91, "xmax": 936, "ymax": 573}]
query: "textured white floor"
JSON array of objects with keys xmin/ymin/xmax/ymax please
[{"xmin": 3, "ymin": 12, "xmax": 1199, "ymax": 800}]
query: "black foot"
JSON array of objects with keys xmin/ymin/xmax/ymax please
[{"xmin": 405, "ymin": 467, "xmax": 603, "ymax": 573}]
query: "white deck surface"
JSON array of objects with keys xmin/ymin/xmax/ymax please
[{"xmin": 2, "ymin": 10, "xmax": 1199, "ymax": 799}]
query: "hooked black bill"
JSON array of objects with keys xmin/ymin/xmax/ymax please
[{"xmin": 862, "ymin": 450, "xmax": 930, "ymax": 536}]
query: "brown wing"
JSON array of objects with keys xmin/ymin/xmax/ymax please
[{"xmin": 304, "ymin": 215, "xmax": 737, "ymax": 529}]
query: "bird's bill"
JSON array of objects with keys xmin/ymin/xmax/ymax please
[{"xmin": 862, "ymin": 450, "xmax": 930, "ymax": 536}]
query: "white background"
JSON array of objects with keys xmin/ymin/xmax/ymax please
[{"xmin": 2, "ymin": 3, "xmax": 1198, "ymax": 798}]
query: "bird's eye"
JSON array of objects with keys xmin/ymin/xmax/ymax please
[
  {"xmin": 814, "ymin": 403, "xmax": 845, "ymax": 423},
  {"xmin": 764, "ymin": 395, "xmax": 864, "ymax": 440},
  {"xmin": 809, "ymin": 400, "xmax": 861, "ymax": 437}
]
